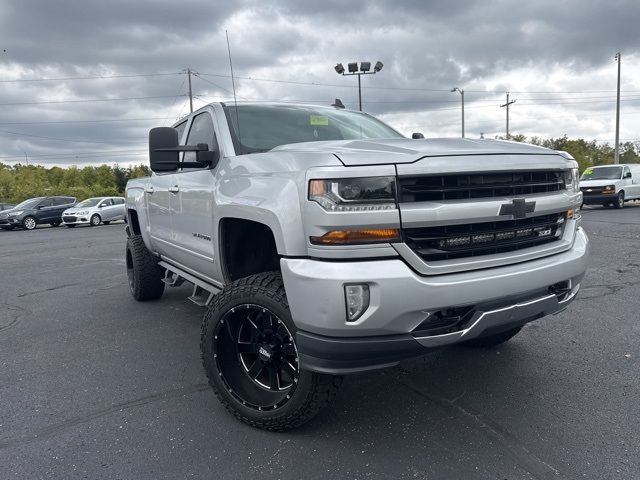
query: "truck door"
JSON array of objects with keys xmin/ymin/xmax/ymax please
[
  {"xmin": 171, "ymin": 111, "xmax": 218, "ymax": 280},
  {"xmin": 146, "ymin": 120, "xmax": 189, "ymax": 257},
  {"xmin": 622, "ymin": 166, "xmax": 640, "ymax": 199}
]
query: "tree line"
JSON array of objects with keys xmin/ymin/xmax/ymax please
[
  {"xmin": 1, "ymin": 136, "xmax": 639, "ymax": 203},
  {"xmin": 506, "ymin": 135, "xmax": 640, "ymax": 171},
  {"xmin": 0, "ymin": 163, "xmax": 151, "ymax": 203}
]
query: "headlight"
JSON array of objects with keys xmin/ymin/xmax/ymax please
[
  {"xmin": 76, "ymin": 210, "xmax": 89, "ymax": 215},
  {"xmin": 564, "ymin": 169, "xmax": 579, "ymax": 192},
  {"xmin": 602, "ymin": 185, "xmax": 615, "ymax": 194},
  {"xmin": 308, "ymin": 177, "xmax": 396, "ymax": 211},
  {"xmin": 8, "ymin": 210, "xmax": 23, "ymax": 216}
]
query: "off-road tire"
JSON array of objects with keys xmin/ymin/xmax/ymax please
[
  {"xmin": 200, "ymin": 271, "xmax": 342, "ymax": 431},
  {"xmin": 90, "ymin": 214, "xmax": 101, "ymax": 226},
  {"xmin": 462, "ymin": 326, "xmax": 522, "ymax": 348},
  {"xmin": 125, "ymin": 234, "xmax": 165, "ymax": 301},
  {"xmin": 614, "ymin": 191, "xmax": 625, "ymax": 209},
  {"xmin": 22, "ymin": 216, "xmax": 37, "ymax": 230}
]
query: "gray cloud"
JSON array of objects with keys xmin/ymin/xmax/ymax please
[{"xmin": 1, "ymin": 0, "xmax": 639, "ymax": 165}]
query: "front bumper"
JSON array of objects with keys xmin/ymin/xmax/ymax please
[
  {"xmin": 582, "ymin": 193, "xmax": 617, "ymax": 204},
  {"xmin": 0, "ymin": 216, "xmax": 23, "ymax": 226},
  {"xmin": 283, "ymin": 227, "xmax": 589, "ymax": 374},
  {"xmin": 62, "ymin": 215, "xmax": 90, "ymax": 225}
]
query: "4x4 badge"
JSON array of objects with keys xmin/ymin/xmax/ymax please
[{"xmin": 499, "ymin": 198, "xmax": 536, "ymax": 219}]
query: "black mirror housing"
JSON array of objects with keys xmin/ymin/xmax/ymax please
[
  {"xmin": 412, "ymin": 132, "xmax": 425, "ymax": 139},
  {"xmin": 149, "ymin": 127, "xmax": 180, "ymax": 173},
  {"xmin": 625, "ymin": 171, "xmax": 632, "ymax": 178}
]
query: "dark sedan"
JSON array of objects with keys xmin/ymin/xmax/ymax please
[{"xmin": 0, "ymin": 196, "xmax": 76, "ymax": 230}]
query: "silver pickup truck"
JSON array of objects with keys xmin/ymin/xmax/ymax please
[{"xmin": 125, "ymin": 102, "xmax": 589, "ymax": 431}]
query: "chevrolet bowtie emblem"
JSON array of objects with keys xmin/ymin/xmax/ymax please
[{"xmin": 499, "ymin": 198, "xmax": 536, "ymax": 219}]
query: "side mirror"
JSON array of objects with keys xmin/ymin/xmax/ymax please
[
  {"xmin": 149, "ymin": 127, "xmax": 219, "ymax": 172},
  {"xmin": 625, "ymin": 171, "xmax": 632, "ymax": 178},
  {"xmin": 37, "ymin": 205, "xmax": 44, "ymax": 209},
  {"xmin": 99, "ymin": 204, "xmax": 106, "ymax": 208},
  {"xmin": 149, "ymin": 127, "xmax": 180, "ymax": 173},
  {"xmin": 412, "ymin": 132, "xmax": 425, "ymax": 139}
]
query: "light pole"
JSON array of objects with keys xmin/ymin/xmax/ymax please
[
  {"xmin": 334, "ymin": 61, "xmax": 383, "ymax": 111},
  {"xmin": 614, "ymin": 52, "xmax": 621, "ymax": 164},
  {"xmin": 451, "ymin": 87, "xmax": 465, "ymax": 138}
]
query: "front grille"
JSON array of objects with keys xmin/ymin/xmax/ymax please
[
  {"xmin": 63, "ymin": 216, "xmax": 77, "ymax": 222},
  {"xmin": 404, "ymin": 213, "xmax": 566, "ymax": 262},
  {"xmin": 580, "ymin": 187, "xmax": 603, "ymax": 195},
  {"xmin": 398, "ymin": 170, "xmax": 567, "ymax": 202}
]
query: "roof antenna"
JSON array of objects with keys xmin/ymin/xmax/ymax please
[
  {"xmin": 225, "ymin": 30, "xmax": 241, "ymax": 146},
  {"xmin": 331, "ymin": 98, "xmax": 345, "ymax": 109}
]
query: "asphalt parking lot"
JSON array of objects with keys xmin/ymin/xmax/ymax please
[{"xmin": 1, "ymin": 205, "xmax": 639, "ymax": 480}]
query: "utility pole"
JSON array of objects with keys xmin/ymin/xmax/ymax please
[
  {"xmin": 187, "ymin": 68, "xmax": 193, "ymax": 113},
  {"xmin": 500, "ymin": 92, "xmax": 516, "ymax": 139},
  {"xmin": 24, "ymin": 152, "xmax": 28, "ymax": 165},
  {"xmin": 614, "ymin": 52, "xmax": 621, "ymax": 164},
  {"xmin": 451, "ymin": 87, "xmax": 465, "ymax": 137}
]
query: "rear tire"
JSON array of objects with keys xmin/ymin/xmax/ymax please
[
  {"xmin": 200, "ymin": 272, "xmax": 342, "ymax": 431},
  {"xmin": 462, "ymin": 327, "xmax": 522, "ymax": 348},
  {"xmin": 50, "ymin": 221, "xmax": 60, "ymax": 227},
  {"xmin": 125, "ymin": 235, "xmax": 165, "ymax": 301},
  {"xmin": 1, "ymin": 226, "xmax": 14, "ymax": 231},
  {"xmin": 103, "ymin": 221, "xmax": 111, "ymax": 225}
]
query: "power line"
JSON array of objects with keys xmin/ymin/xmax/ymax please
[
  {"xmin": 0, "ymin": 72, "xmax": 182, "ymax": 83},
  {"xmin": 0, "ymin": 94, "xmax": 187, "ymax": 107},
  {"xmin": 0, "ymin": 117, "xmax": 171, "ymax": 125},
  {"xmin": 0, "ymin": 129, "xmax": 144, "ymax": 145}
]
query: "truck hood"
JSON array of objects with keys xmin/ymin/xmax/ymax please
[{"xmin": 272, "ymin": 138, "xmax": 558, "ymax": 166}]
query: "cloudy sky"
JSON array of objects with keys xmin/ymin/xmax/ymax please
[{"xmin": 1, "ymin": 0, "xmax": 639, "ymax": 166}]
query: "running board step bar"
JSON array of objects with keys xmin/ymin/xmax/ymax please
[
  {"xmin": 158, "ymin": 260, "xmax": 222, "ymax": 307},
  {"xmin": 188, "ymin": 285, "xmax": 214, "ymax": 307}
]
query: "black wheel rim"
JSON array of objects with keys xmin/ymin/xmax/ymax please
[{"xmin": 213, "ymin": 304, "xmax": 299, "ymax": 410}]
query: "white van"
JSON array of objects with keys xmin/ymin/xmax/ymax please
[{"xmin": 579, "ymin": 164, "xmax": 640, "ymax": 208}]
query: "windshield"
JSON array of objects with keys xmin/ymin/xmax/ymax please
[
  {"xmin": 13, "ymin": 197, "xmax": 44, "ymax": 210},
  {"xmin": 223, "ymin": 104, "xmax": 404, "ymax": 154},
  {"xmin": 75, "ymin": 198, "xmax": 102, "ymax": 208},
  {"xmin": 580, "ymin": 166, "xmax": 622, "ymax": 180}
]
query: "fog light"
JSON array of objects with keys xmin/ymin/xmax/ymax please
[{"xmin": 344, "ymin": 284, "xmax": 370, "ymax": 322}]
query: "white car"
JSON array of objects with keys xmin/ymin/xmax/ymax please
[
  {"xmin": 579, "ymin": 164, "xmax": 640, "ymax": 208},
  {"xmin": 62, "ymin": 196, "xmax": 126, "ymax": 227}
]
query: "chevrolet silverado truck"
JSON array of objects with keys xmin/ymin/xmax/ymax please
[{"xmin": 124, "ymin": 102, "xmax": 589, "ymax": 431}]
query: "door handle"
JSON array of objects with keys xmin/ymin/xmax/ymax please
[
  {"xmin": 169, "ymin": 186, "xmax": 180, "ymax": 193},
  {"xmin": 145, "ymin": 187, "xmax": 154, "ymax": 194}
]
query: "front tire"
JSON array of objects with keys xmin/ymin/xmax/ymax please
[
  {"xmin": 614, "ymin": 191, "xmax": 625, "ymax": 209},
  {"xmin": 125, "ymin": 235, "xmax": 165, "ymax": 300},
  {"xmin": 22, "ymin": 216, "xmax": 37, "ymax": 230},
  {"xmin": 462, "ymin": 326, "xmax": 522, "ymax": 347},
  {"xmin": 200, "ymin": 272, "xmax": 342, "ymax": 431},
  {"xmin": 90, "ymin": 214, "xmax": 101, "ymax": 226}
]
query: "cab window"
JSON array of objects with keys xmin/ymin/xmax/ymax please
[
  {"xmin": 183, "ymin": 112, "xmax": 217, "ymax": 166},
  {"xmin": 174, "ymin": 120, "xmax": 188, "ymax": 144}
]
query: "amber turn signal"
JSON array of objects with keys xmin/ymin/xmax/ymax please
[{"xmin": 310, "ymin": 229, "xmax": 401, "ymax": 245}]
